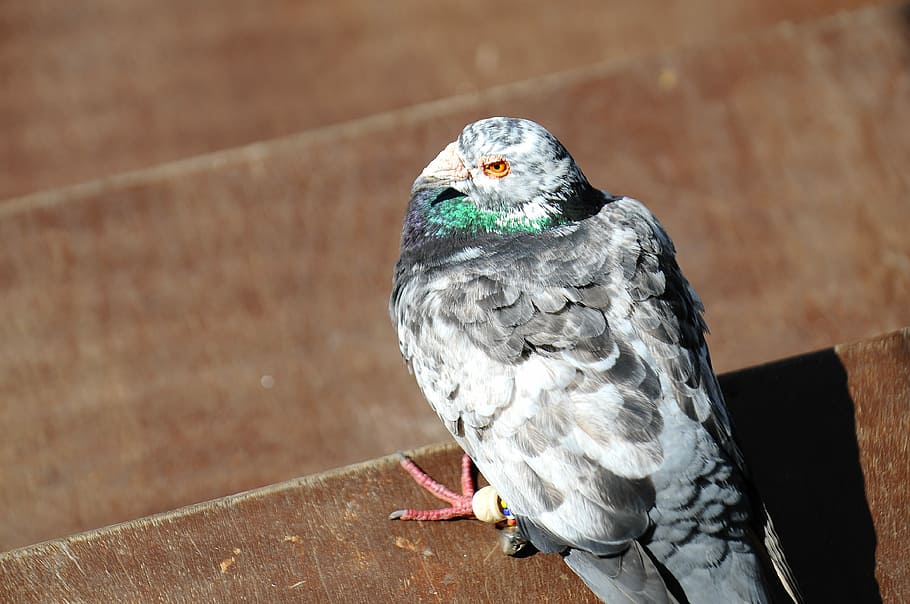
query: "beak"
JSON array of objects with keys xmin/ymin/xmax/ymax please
[{"xmin": 418, "ymin": 142, "xmax": 470, "ymax": 183}]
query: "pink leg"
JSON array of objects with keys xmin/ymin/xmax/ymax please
[{"xmin": 389, "ymin": 453, "xmax": 476, "ymax": 521}]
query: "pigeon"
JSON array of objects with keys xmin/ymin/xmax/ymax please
[{"xmin": 389, "ymin": 117, "xmax": 801, "ymax": 603}]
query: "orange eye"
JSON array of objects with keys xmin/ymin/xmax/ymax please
[{"xmin": 482, "ymin": 160, "xmax": 511, "ymax": 178}]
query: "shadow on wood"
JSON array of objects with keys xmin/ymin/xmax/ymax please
[{"xmin": 721, "ymin": 350, "xmax": 880, "ymax": 603}]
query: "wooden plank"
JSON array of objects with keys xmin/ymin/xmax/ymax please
[
  {"xmin": 1, "ymin": 329, "xmax": 906, "ymax": 602},
  {"xmin": 0, "ymin": 0, "xmax": 873, "ymax": 199},
  {"xmin": 0, "ymin": 445, "xmax": 599, "ymax": 603},
  {"xmin": 2, "ymin": 3, "xmax": 909, "ymax": 552},
  {"xmin": 838, "ymin": 330, "xmax": 910, "ymax": 601}
]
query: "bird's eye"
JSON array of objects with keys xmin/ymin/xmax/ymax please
[{"xmin": 482, "ymin": 160, "xmax": 511, "ymax": 178}]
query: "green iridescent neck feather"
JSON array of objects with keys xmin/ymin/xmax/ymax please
[{"xmin": 426, "ymin": 194, "xmax": 568, "ymax": 237}]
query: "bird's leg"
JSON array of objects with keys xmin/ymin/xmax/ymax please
[{"xmin": 389, "ymin": 453, "xmax": 476, "ymax": 521}]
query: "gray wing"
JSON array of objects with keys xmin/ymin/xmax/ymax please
[{"xmin": 463, "ymin": 197, "xmax": 738, "ymax": 460}]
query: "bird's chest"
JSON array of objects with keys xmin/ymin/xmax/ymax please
[{"xmin": 395, "ymin": 276, "xmax": 518, "ymax": 436}]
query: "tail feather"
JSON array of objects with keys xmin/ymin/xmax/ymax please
[
  {"xmin": 563, "ymin": 542, "xmax": 680, "ymax": 604},
  {"xmin": 761, "ymin": 505, "xmax": 803, "ymax": 603}
]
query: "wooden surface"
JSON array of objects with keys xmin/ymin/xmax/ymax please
[
  {"xmin": 0, "ymin": 0, "xmax": 870, "ymax": 200},
  {"xmin": 838, "ymin": 331, "xmax": 910, "ymax": 601},
  {"xmin": 0, "ymin": 445, "xmax": 599, "ymax": 603},
  {"xmin": 2, "ymin": 3, "xmax": 910, "ymax": 553},
  {"xmin": 1, "ymin": 329, "xmax": 907, "ymax": 602}
]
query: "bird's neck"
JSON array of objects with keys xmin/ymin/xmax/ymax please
[
  {"xmin": 426, "ymin": 195, "xmax": 568, "ymax": 237},
  {"xmin": 398, "ymin": 186, "xmax": 612, "ymax": 262}
]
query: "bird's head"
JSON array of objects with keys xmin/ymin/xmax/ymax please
[{"xmin": 401, "ymin": 117, "xmax": 608, "ymax": 250}]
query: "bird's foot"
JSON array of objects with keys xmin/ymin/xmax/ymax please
[
  {"xmin": 389, "ymin": 452, "xmax": 511, "ymax": 523},
  {"xmin": 389, "ymin": 452, "xmax": 478, "ymax": 521},
  {"xmin": 390, "ymin": 452, "xmax": 531, "ymax": 556}
]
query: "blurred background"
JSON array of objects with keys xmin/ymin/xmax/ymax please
[{"xmin": 1, "ymin": 0, "xmax": 908, "ymax": 553}]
